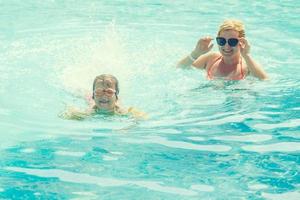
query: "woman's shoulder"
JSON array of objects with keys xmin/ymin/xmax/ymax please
[
  {"xmin": 208, "ymin": 52, "xmax": 221, "ymax": 59},
  {"xmin": 204, "ymin": 52, "xmax": 221, "ymax": 70},
  {"xmin": 205, "ymin": 52, "xmax": 222, "ymax": 65}
]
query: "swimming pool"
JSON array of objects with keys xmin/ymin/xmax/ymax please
[{"xmin": 0, "ymin": 0, "xmax": 299, "ymax": 199}]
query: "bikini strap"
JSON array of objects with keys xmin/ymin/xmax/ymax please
[
  {"xmin": 239, "ymin": 57, "xmax": 245, "ymax": 79},
  {"xmin": 207, "ymin": 56, "xmax": 222, "ymax": 80}
]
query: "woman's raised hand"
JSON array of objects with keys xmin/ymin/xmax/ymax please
[{"xmin": 192, "ymin": 36, "xmax": 214, "ymax": 57}]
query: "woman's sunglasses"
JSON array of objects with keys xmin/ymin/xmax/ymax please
[{"xmin": 216, "ymin": 37, "xmax": 239, "ymax": 47}]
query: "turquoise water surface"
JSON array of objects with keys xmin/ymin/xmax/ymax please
[{"xmin": 0, "ymin": 0, "xmax": 299, "ymax": 199}]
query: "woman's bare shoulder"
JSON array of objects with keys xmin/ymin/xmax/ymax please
[
  {"xmin": 201, "ymin": 52, "xmax": 221, "ymax": 70},
  {"xmin": 209, "ymin": 52, "xmax": 221, "ymax": 59}
]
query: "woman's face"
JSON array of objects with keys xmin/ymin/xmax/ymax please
[
  {"xmin": 217, "ymin": 29, "xmax": 240, "ymax": 58},
  {"xmin": 93, "ymin": 78, "xmax": 117, "ymax": 111}
]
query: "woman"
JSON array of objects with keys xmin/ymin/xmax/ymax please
[{"xmin": 177, "ymin": 19, "xmax": 268, "ymax": 80}]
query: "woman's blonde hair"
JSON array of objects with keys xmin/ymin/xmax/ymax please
[{"xmin": 217, "ymin": 19, "xmax": 245, "ymax": 38}]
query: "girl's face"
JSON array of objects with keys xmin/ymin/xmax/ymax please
[{"xmin": 93, "ymin": 78, "xmax": 117, "ymax": 111}]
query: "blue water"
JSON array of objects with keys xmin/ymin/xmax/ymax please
[{"xmin": 0, "ymin": 0, "xmax": 300, "ymax": 199}]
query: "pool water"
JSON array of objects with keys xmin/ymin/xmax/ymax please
[{"xmin": 0, "ymin": 0, "xmax": 299, "ymax": 199}]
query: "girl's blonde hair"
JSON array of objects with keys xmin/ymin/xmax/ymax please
[{"xmin": 217, "ymin": 19, "xmax": 245, "ymax": 37}]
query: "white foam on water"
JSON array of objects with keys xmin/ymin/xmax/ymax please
[
  {"xmin": 58, "ymin": 21, "xmax": 133, "ymax": 99},
  {"xmin": 5, "ymin": 167, "xmax": 198, "ymax": 196},
  {"xmin": 20, "ymin": 148, "xmax": 36, "ymax": 153},
  {"xmin": 70, "ymin": 136, "xmax": 92, "ymax": 141},
  {"xmin": 262, "ymin": 191, "xmax": 300, "ymax": 200},
  {"xmin": 159, "ymin": 128, "xmax": 182, "ymax": 134},
  {"xmin": 186, "ymin": 136, "xmax": 205, "ymax": 141},
  {"xmin": 190, "ymin": 184, "xmax": 215, "ymax": 192},
  {"xmin": 55, "ymin": 151, "xmax": 86, "ymax": 157},
  {"xmin": 110, "ymin": 151, "xmax": 123, "ymax": 155},
  {"xmin": 254, "ymin": 119, "xmax": 300, "ymax": 130},
  {"xmin": 134, "ymin": 181, "xmax": 197, "ymax": 196},
  {"xmin": 193, "ymin": 113, "xmax": 268, "ymax": 126},
  {"xmin": 72, "ymin": 191, "xmax": 97, "ymax": 199},
  {"xmin": 291, "ymin": 107, "xmax": 300, "ymax": 111},
  {"xmin": 5, "ymin": 167, "xmax": 127, "ymax": 186},
  {"xmin": 213, "ymin": 134, "xmax": 272, "ymax": 142},
  {"xmin": 278, "ymin": 130, "xmax": 300, "ymax": 139},
  {"xmin": 248, "ymin": 183, "xmax": 269, "ymax": 190},
  {"xmin": 102, "ymin": 155, "xmax": 119, "ymax": 161},
  {"xmin": 242, "ymin": 142, "xmax": 300, "ymax": 152}
]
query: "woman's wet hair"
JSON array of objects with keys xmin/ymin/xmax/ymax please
[
  {"xmin": 218, "ymin": 19, "xmax": 245, "ymax": 38},
  {"xmin": 92, "ymin": 74, "xmax": 119, "ymax": 99}
]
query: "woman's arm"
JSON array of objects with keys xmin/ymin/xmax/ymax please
[
  {"xmin": 177, "ymin": 36, "xmax": 214, "ymax": 68},
  {"xmin": 240, "ymin": 38, "xmax": 268, "ymax": 80},
  {"xmin": 243, "ymin": 54, "xmax": 268, "ymax": 80}
]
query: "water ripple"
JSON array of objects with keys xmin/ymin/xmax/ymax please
[
  {"xmin": 242, "ymin": 142, "xmax": 300, "ymax": 152},
  {"xmin": 213, "ymin": 134, "xmax": 272, "ymax": 142},
  {"xmin": 5, "ymin": 167, "xmax": 198, "ymax": 196},
  {"xmin": 122, "ymin": 136, "xmax": 231, "ymax": 152}
]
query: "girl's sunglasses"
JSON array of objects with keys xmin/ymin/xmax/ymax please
[{"xmin": 216, "ymin": 37, "xmax": 239, "ymax": 47}]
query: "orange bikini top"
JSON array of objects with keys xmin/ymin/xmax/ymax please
[{"xmin": 207, "ymin": 56, "xmax": 245, "ymax": 80}]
